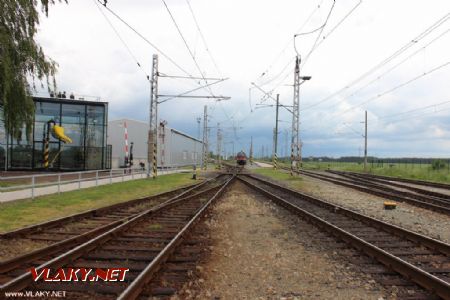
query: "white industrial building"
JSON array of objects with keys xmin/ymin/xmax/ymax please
[{"xmin": 108, "ymin": 119, "xmax": 203, "ymax": 169}]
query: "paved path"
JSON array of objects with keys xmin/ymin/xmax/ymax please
[
  {"xmin": 0, "ymin": 170, "xmax": 187, "ymax": 203},
  {"xmin": 253, "ymin": 161, "xmax": 273, "ymax": 168}
]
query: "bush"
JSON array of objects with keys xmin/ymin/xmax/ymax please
[{"xmin": 431, "ymin": 159, "xmax": 447, "ymax": 170}]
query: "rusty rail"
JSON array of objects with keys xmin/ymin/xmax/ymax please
[{"xmin": 239, "ymin": 174, "xmax": 450, "ymax": 299}]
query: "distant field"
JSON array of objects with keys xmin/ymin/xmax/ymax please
[
  {"xmin": 257, "ymin": 159, "xmax": 450, "ymax": 184},
  {"xmin": 0, "ymin": 173, "xmax": 196, "ymax": 233}
]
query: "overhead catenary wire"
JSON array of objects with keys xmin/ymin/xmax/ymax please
[
  {"xmin": 95, "ymin": 0, "xmax": 205, "ymax": 86},
  {"xmin": 264, "ymin": 0, "xmax": 358, "ymax": 94},
  {"xmin": 92, "ymin": 0, "xmax": 150, "ymax": 80},
  {"xmin": 161, "ymin": 0, "xmax": 216, "ymax": 96},
  {"xmin": 296, "ymin": 0, "xmax": 336, "ymax": 65},
  {"xmin": 376, "ymin": 99, "xmax": 450, "ymax": 121},
  {"xmin": 312, "ymin": 0, "xmax": 362, "ymax": 53},
  {"xmin": 340, "ymin": 60, "xmax": 450, "ymax": 114},
  {"xmin": 323, "ymin": 28, "xmax": 450, "ymax": 111},
  {"xmin": 301, "ymin": 12, "xmax": 450, "ymax": 111},
  {"xmin": 258, "ymin": 0, "xmax": 325, "ymax": 81},
  {"xmin": 185, "ymin": 0, "xmax": 223, "ymax": 77}
]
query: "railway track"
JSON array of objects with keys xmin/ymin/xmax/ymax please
[
  {"xmin": 289, "ymin": 168, "xmax": 450, "ymax": 215},
  {"xmin": 328, "ymin": 170, "xmax": 450, "ymax": 199},
  {"xmin": 239, "ymin": 174, "xmax": 450, "ymax": 299},
  {"xmin": 333, "ymin": 170, "xmax": 450, "ymax": 191},
  {"xmin": 0, "ymin": 175, "xmax": 228, "ymax": 279},
  {"xmin": 0, "ymin": 175, "xmax": 234, "ymax": 298}
]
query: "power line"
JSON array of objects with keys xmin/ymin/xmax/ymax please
[
  {"xmin": 92, "ymin": 0, "xmax": 150, "ymax": 80},
  {"xmin": 323, "ymin": 28, "xmax": 450, "ymax": 111},
  {"xmin": 161, "ymin": 0, "xmax": 215, "ymax": 96},
  {"xmin": 297, "ymin": 0, "xmax": 337, "ymax": 65},
  {"xmin": 341, "ymin": 60, "xmax": 450, "ymax": 114},
  {"xmin": 376, "ymin": 99, "xmax": 450, "ymax": 121},
  {"xmin": 185, "ymin": 0, "xmax": 222, "ymax": 77},
  {"xmin": 95, "ymin": 0, "xmax": 198, "ymax": 82},
  {"xmin": 258, "ymin": 0, "xmax": 325, "ymax": 81},
  {"xmin": 301, "ymin": 12, "xmax": 450, "ymax": 111},
  {"xmin": 312, "ymin": 0, "xmax": 362, "ymax": 53}
]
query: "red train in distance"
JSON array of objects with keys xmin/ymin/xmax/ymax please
[{"xmin": 236, "ymin": 151, "xmax": 247, "ymax": 166}]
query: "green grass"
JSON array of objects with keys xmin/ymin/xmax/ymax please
[
  {"xmin": 301, "ymin": 161, "xmax": 450, "ymax": 183},
  {"xmin": 252, "ymin": 168, "xmax": 304, "ymax": 189},
  {"xmin": 0, "ymin": 173, "xmax": 196, "ymax": 233},
  {"xmin": 255, "ymin": 159, "xmax": 450, "ymax": 184}
]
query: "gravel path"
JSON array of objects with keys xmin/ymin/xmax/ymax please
[
  {"xmin": 298, "ymin": 174, "xmax": 450, "ymax": 243},
  {"xmin": 183, "ymin": 181, "xmax": 387, "ymax": 299}
]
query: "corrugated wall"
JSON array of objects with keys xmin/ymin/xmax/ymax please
[{"xmin": 108, "ymin": 119, "xmax": 203, "ymax": 169}]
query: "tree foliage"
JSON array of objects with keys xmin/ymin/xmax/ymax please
[{"xmin": 0, "ymin": 0, "xmax": 65, "ymax": 139}]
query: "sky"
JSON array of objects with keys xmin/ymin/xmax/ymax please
[{"xmin": 35, "ymin": 0, "xmax": 450, "ymax": 158}]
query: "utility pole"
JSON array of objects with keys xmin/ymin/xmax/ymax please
[
  {"xmin": 202, "ymin": 105, "xmax": 208, "ymax": 170},
  {"xmin": 273, "ymin": 94, "xmax": 280, "ymax": 169},
  {"xmin": 249, "ymin": 136, "xmax": 253, "ymax": 165},
  {"xmin": 291, "ymin": 55, "xmax": 300, "ymax": 176},
  {"xmin": 216, "ymin": 123, "xmax": 222, "ymax": 169},
  {"xmin": 284, "ymin": 129, "xmax": 288, "ymax": 159},
  {"xmin": 195, "ymin": 117, "xmax": 201, "ymax": 169},
  {"xmin": 364, "ymin": 110, "xmax": 368, "ymax": 172},
  {"xmin": 148, "ymin": 54, "xmax": 158, "ymax": 178}
]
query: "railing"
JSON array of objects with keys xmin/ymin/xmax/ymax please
[{"xmin": 0, "ymin": 165, "xmax": 192, "ymax": 199}]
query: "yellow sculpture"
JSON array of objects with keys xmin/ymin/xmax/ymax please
[{"xmin": 51, "ymin": 125, "xmax": 73, "ymax": 144}]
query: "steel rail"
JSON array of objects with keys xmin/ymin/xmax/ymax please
[
  {"xmin": 334, "ymin": 170, "xmax": 450, "ymax": 190},
  {"xmin": 0, "ymin": 175, "xmax": 224, "ymax": 239},
  {"xmin": 296, "ymin": 169, "xmax": 450, "ymax": 215},
  {"xmin": 0, "ymin": 176, "xmax": 232, "ymax": 293},
  {"xmin": 329, "ymin": 170, "xmax": 450, "ymax": 200},
  {"xmin": 0, "ymin": 176, "xmax": 223, "ymax": 274},
  {"xmin": 311, "ymin": 170, "xmax": 450, "ymax": 206},
  {"xmin": 239, "ymin": 174, "xmax": 450, "ymax": 299},
  {"xmin": 117, "ymin": 175, "xmax": 234, "ymax": 300}
]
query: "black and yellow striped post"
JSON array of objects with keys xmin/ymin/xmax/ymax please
[
  {"xmin": 43, "ymin": 120, "xmax": 55, "ymax": 169},
  {"xmin": 43, "ymin": 139, "xmax": 49, "ymax": 168},
  {"xmin": 152, "ymin": 140, "xmax": 157, "ymax": 179},
  {"xmin": 273, "ymin": 153, "xmax": 277, "ymax": 170}
]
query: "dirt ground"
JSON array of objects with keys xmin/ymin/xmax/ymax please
[
  {"xmin": 179, "ymin": 181, "xmax": 386, "ymax": 299},
  {"xmin": 298, "ymin": 175, "xmax": 450, "ymax": 243}
]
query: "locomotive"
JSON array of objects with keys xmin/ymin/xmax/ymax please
[{"xmin": 236, "ymin": 151, "xmax": 247, "ymax": 166}]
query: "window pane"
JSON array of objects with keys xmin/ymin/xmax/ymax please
[
  {"xmin": 60, "ymin": 146, "xmax": 85, "ymax": 170},
  {"xmin": 60, "ymin": 123, "xmax": 84, "ymax": 147},
  {"xmin": 34, "ymin": 122, "xmax": 59, "ymax": 143},
  {"xmin": 33, "ymin": 142, "xmax": 60, "ymax": 169},
  {"xmin": 10, "ymin": 144, "xmax": 32, "ymax": 168},
  {"xmin": 61, "ymin": 104, "xmax": 85, "ymax": 125},
  {"xmin": 86, "ymin": 125, "xmax": 104, "ymax": 147},
  {"xmin": 87, "ymin": 105, "xmax": 105, "ymax": 125},
  {"xmin": 35, "ymin": 102, "xmax": 60, "ymax": 123},
  {"xmin": 86, "ymin": 147, "xmax": 103, "ymax": 170}
]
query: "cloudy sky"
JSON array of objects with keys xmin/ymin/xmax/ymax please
[{"xmin": 35, "ymin": 0, "xmax": 450, "ymax": 158}]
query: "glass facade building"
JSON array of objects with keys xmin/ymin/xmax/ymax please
[{"xmin": 3, "ymin": 97, "xmax": 109, "ymax": 171}]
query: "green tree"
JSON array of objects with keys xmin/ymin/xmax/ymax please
[{"xmin": 0, "ymin": 0, "xmax": 66, "ymax": 139}]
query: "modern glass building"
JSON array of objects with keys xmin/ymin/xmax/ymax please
[{"xmin": 2, "ymin": 96, "xmax": 110, "ymax": 171}]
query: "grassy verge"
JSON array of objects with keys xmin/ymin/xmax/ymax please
[
  {"xmin": 251, "ymin": 168, "xmax": 303, "ymax": 190},
  {"xmin": 0, "ymin": 173, "xmax": 196, "ymax": 233},
  {"xmin": 300, "ymin": 161, "xmax": 450, "ymax": 183}
]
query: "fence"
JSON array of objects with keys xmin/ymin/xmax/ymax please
[{"xmin": 0, "ymin": 165, "xmax": 190, "ymax": 200}]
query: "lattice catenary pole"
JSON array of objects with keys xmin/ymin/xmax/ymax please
[
  {"xmin": 291, "ymin": 55, "xmax": 300, "ymax": 176},
  {"xmin": 148, "ymin": 54, "xmax": 159, "ymax": 178},
  {"xmin": 249, "ymin": 136, "xmax": 253, "ymax": 165},
  {"xmin": 201, "ymin": 105, "xmax": 208, "ymax": 170}
]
